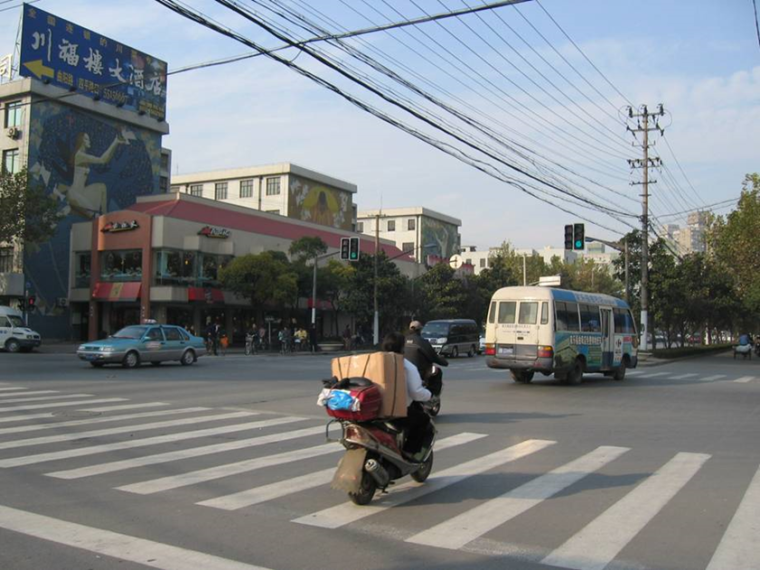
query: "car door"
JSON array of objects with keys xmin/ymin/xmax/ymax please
[
  {"xmin": 141, "ymin": 326, "xmax": 166, "ymax": 362},
  {"xmin": 0, "ymin": 316, "xmax": 10, "ymax": 346},
  {"xmin": 162, "ymin": 326, "xmax": 184, "ymax": 361}
]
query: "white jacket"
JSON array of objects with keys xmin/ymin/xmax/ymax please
[{"xmin": 404, "ymin": 358, "xmax": 431, "ymax": 406}]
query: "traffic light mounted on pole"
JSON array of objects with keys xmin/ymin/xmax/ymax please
[
  {"xmin": 573, "ymin": 223, "xmax": 585, "ymax": 250},
  {"xmin": 349, "ymin": 237, "xmax": 360, "ymax": 261},
  {"xmin": 340, "ymin": 237, "xmax": 350, "ymax": 260},
  {"xmin": 564, "ymin": 225, "xmax": 574, "ymax": 250}
]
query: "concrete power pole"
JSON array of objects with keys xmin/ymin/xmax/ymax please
[{"xmin": 627, "ymin": 104, "xmax": 664, "ymax": 352}]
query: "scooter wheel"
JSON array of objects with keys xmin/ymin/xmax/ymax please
[
  {"xmin": 428, "ymin": 400, "xmax": 441, "ymax": 417},
  {"xmin": 348, "ymin": 472, "xmax": 377, "ymax": 505},
  {"xmin": 411, "ymin": 449, "xmax": 434, "ymax": 483}
]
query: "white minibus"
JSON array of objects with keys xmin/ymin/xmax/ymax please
[
  {"xmin": 484, "ymin": 287, "xmax": 637, "ymax": 385},
  {"xmin": 0, "ymin": 306, "xmax": 42, "ymax": 353}
]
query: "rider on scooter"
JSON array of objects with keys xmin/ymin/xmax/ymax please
[
  {"xmin": 382, "ymin": 332, "xmax": 433, "ymax": 461},
  {"xmin": 405, "ymin": 320, "xmax": 448, "ymax": 396}
]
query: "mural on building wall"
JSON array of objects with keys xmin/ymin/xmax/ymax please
[
  {"xmin": 25, "ymin": 100, "xmax": 160, "ymax": 338},
  {"xmin": 288, "ymin": 176, "xmax": 352, "ymax": 230},
  {"xmin": 421, "ymin": 218, "xmax": 459, "ymax": 260}
]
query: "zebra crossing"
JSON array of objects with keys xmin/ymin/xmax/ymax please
[
  {"xmin": 625, "ymin": 370, "xmax": 760, "ymax": 383},
  {"xmin": 0, "ymin": 383, "xmax": 758, "ymax": 570}
]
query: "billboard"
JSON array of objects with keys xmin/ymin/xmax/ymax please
[
  {"xmin": 288, "ymin": 175, "xmax": 353, "ymax": 230},
  {"xmin": 18, "ymin": 4, "xmax": 167, "ymax": 119}
]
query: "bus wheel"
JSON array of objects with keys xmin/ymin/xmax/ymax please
[
  {"xmin": 511, "ymin": 370, "xmax": 534, "ymax": 383},
  {"xmin": 566, "ymin": 359, "xmax": 583, "ymax": 385},
  {"xmin": 613, "ymin": 360, "xmax": 627, "ymax": 381}
]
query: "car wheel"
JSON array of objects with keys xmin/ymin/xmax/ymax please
[
  {"xmin": 5, "ymin": 339, "xmax": 21, "ymax": 353},
  {"xmin": 451, "ymin": 346, "xmax": 459, "ymax": 358},
  {"xmin": 180, "ymin": 350, "xmax": 195, "ymax": 366},
  {"xmin": 613, "ymin": 359, "xmax": 627, "ymax": 381},
  {"xmin": 566, "ymin": 359, "xmax": 583, "ymax": 385},
  {"xmin": 511, "ymin": 370, "xmax": 534, "ymax": 383},
  {"xmin": 467, "ymin": 346, "xmax": 475, "ymax": 358},
  {"xmin": 122, "ymin": 351, "xmax": 140, "ymax": 369}
]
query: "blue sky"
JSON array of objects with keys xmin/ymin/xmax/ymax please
[{"xmin": 2, "ymin": 0, "xmax": 758, "ymax": 250}]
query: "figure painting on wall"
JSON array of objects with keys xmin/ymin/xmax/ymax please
[{"xmin": 303, "ymin": 187, "xmax": 339, "ymax": 227}]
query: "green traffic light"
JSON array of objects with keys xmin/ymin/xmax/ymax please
[{"xmin": 575, "ymin": 240, "xmax": 582, "ymax": 249}]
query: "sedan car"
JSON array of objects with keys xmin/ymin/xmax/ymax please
[{"xmin": 77, "ymin": 324, "xmax": 206, "ymax": 368}]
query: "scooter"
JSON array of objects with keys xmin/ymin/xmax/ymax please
[
  {"xmin": 422, "ymin": 364, "xmax": 443, "ymax": 417},
  {"xmin": 329, "ymin": 418, "xmax": 436, "ymax": 505}
]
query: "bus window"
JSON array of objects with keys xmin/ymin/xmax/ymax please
[
  {"xmin": 498, "ymin": 301, "xmax": 516, "ymax": 324},
  {"xmin": 614, "ymin": 308, "xmax": 636, "ymax": 333},
  {"xmin": 580, "ymin": 304, "xmax": 600, "ymax": 332},
  {"xmin": 488, "ymin": 302, "xmax": 496, "ymax": 324},
  {"xmin": 518, "ymin": 302, "xmax": 538, "ymax": 325},
  {"xmin": 560, "ymin": 302, "xmax": 580, "ymax": 332},
  {"xmin": 540, "ymin": 302, "xmax": 549, "ymax": 324}
]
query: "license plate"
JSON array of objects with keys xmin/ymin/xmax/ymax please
[
  {"xmin": 84, "ymin": 354, "xmax": 98, "ymax": 361},
  {"xmin": 498, "ymin": 347, "xmax": 514, "ymax": 356}
]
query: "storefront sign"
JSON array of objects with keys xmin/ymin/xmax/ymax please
[
  {"xmin": 198, "ymin": 226, "xmax": 231, "ymax": 239},
  {"xmin": 101, "ymin": 220, "xmax": 140, "ymax": 233}
]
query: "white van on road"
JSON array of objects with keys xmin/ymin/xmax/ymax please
[{"xmin": 0, "ymin": 306, "xmax": 42, "ymax": 353}]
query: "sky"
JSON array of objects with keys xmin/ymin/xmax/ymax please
[{"xmin": 1, "ymin": 0, "xmax": 758, "ymax": 251}]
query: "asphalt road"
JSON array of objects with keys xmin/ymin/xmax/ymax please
[{"xmin": 0, "ymin": 350, "xmax": 758, "ymax": 570}]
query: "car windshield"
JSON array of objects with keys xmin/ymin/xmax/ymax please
[
  {"xmin": 112, "ymin": 326, "xmax": 147, "ymax": 339},
  {"xmin": 7, "ymin": 316, "xmax": 24, "ymax": 328},
  {"xmin": 421, "ymin": 323, "xmax": 450, "ymax": 338}
]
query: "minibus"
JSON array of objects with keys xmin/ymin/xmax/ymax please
[
  {"xmin": 484, "ymin": 287, "xmax": 637, "ymax": 384},
  {"xmin": 0, "ymin": 306, "xmax": 42, "ymax": 353}
]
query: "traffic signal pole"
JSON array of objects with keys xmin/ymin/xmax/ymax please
[{"xmin": 310, "ymin": 250, "xmax": 340, "ymax": 349}]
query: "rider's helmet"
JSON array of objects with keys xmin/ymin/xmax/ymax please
[{"xmin": 409, "ymin": 320, "xmax": 423, "ymax": 332}]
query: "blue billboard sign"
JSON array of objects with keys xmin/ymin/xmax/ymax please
[{"xmin": 18, "ymin": 4, "xmax": 167, "ymax": 119}]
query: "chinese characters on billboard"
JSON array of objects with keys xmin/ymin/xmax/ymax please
[{"xmin": 18, "ymin": 4, "xmax": 167, "ymax": 119}]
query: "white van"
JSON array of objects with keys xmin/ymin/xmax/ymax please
[
  {"xmin": 484, "ymin": 286, "xmax": 638, "ymax": 385},
  {"xmin": 0, "ymin": 306, "xmax": 42, "ymax": 353}
]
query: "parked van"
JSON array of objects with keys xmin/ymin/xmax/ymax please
[
  {"xmin": 484, "ymin": 286, "xmax": 637, "ymax": 384},
  {"xmin": 421, "ymin": 319, "xmax": 480, "ymax": 358},
  {"xmin": 0, "ymin": 306, "xmax": 42, "ymax": 353}
]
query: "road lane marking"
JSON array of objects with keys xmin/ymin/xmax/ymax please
[
  {"xmin": 0, "ymin": 387, "xmax": 30, "ymax": 392},
  {"xmin": 198, "ymin": 433, "xmax": 487, "ymax": 511},
  {"xmin": 706, "ymin": 464, "xmax": 760, "ymax": 570},
  {"xmin": 733, "ymin": 376, "xmax": 756, "ymax": 384},
  {"xmin": 0, "ymin": 504, "xmax": 273, "ymax": 570},
  {"xmin": 542, "ymin": 452, "xmax": 710, "ymax": 570},
  {"xmin": 0, "ymin": 411, "xmax": 252, "ymax": 449},
  {"xmin": 699, "ymin": 375, "xmax": 726, "ymax": 382},
  {"xmin": 406, "ymin": 446, "xmax": 630, "ymax": 550},
  {"xmin": 47, "ymin": 421, "xmax": 321, "ymax": 479},
  {"xmin": 0, "ymin": 412, "xmax": 56, "ymax": 424},
  {"xmin": 0, "ymin": 416, "xmax": 305, "ymax": 468},
  {"xmin": 638, "ymin": 372, "xmax": 667, "ymax": 378},
  {"xmin": 0, "ymin": 394, "xmax": 93, "ymax": 404},
  {"xmin": 78, "ymin": 402, "xmax": 168, "ymax": 412},
  {"xmin": 0, "ymin": 398, "xmax": 128, "ymax": 413},
  {"xmin": 118, "ymin": 443, "xmax": 341, "ymax": 495},
  {"xmin": 669, "ymin": 373, "xmax": 698, "ymax": 380},
  {"xmin": 625, "ymin": 371, "xmax": 644, "ymax": 376},
  {"xmin": 293, "ymin": 439, "xmax": 556, "ymax": 530},
  {"xmin": 0, "ymin": 407, "xmax": 211, "ymax": 436},
  {"xmin": 0, "ymin": 390, "xmax": 60, "ymax": 398}
]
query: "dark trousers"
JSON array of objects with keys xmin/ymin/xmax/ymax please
[{"xmin": 401, "ymin": 402, "xmax": 431, "ymax": 454}]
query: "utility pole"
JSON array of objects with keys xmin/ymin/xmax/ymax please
[
  {"xmin": 373, "ymin": 213, "xmax": 381, "ymax": 346},
  {"xmin": 627, "ymin": 104, "xmax": 664, "ymax": 351}
]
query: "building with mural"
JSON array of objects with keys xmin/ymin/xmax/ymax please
[
  {"xmin": 170, "ymin": 164, "xmax": 357, "ymax": 231},
  {"xmin": 0, "ymin": 5, "xmax": 169, "ymax": 339},
  {"xmin": 356, "ymin": 207, "xmax": 461, "ymax": 263}
]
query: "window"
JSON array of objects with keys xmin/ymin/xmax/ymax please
[
  {"xmin": 265, "ymin": 177, "xmax": 280, "ymax": 196},
  {"xmin": 170, "ymin": 185, "xmax": 180, "ymax": 193},
  {"xmin": 408, "ymin": 218, "xmax": 416, "ymax": 231},
  {"xmin": 198, "ymin": 253, "xmax": 232, "ymax": 287},
  {"xmin": 357, "ymin": 222, "xmax": 364, "ymax": 233},
  {"xmin": 160, "ymin": 153, "xmax": 169, "ymax": 170},
  {"xmin": 155, "ymin": 250, "xmax": 196, "ymax": 286},
  {"xmin": 466, "ymin": 258, "xmax": 472, "ymax": 265},
  {"xmin": 402, "ymin": 242, "xmax": 415, "ymax": 253},
  {"xmin": 145, "ymin": 327, "xmax": 164, "ymax": 341},
  {"xmin": 189, "ymin": 184, "xmax": 202, "ymax": 197},
  {"xmin": 74, "ymin": 252, "xmax": 91, "ymax": 288},
  {"xmin": 518, "ymin": 302, "xmax": 538, "ymax": 325},
  {"xmin": 4, "ymin": 101, "xmax": 22, "ymax": 128},
  {"xmin": 614, "ymin": 308, "xmax": 635, "ymax": 333},
  {"xmin": 387, "ymin": 220, "xmax": 396, "ymax": 232},
  {"xmin": 159, "ymin": 176, "xmax": 168, "ymax": 193},
  {"xmin": 240, "ymin": 179, "xmax": 254, "ymax": 198},
  {"xmin": 164, "ymin": 327, "xmax": 182, "ymax": 341},
  {"xmin": 101, "ymin": 250, "xmax": 142, "ymax": 282},
  {"xmin": 2, "ymin": 149, "xmax": 20, "ymax": 174},
  {"xmin": 480, "ymin": 259, "xmax": 486, "ymax": 268},
  {"xmin": 540, "ymin": 302, "xmax": 549, "ymax": 324},
  {"xmin": 214, "ymin": 182, "xmax": 228, "ymax": 200},
  {"xmin": 580, "ymin": 304, "xmax": 600, "ymax": 332},
  {"xmin": 498, "ymin": 301, "xmax": 516, "ymax": 324},
  {"xmin": 555, "ymin": 301, "xmax": 580, "ymax": 332},
  {"xmin": 0, "ymin": 247, "xmax": 13, "ymax": 273},
  {"xmin": 488, "ymin": 301, "xmax": 496, "ymax": 324}
]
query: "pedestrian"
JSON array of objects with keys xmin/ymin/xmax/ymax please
[
  {"xmin": 342, "ymin": 325, "xmax": 352, "ymax": 350},
  {"xmin": 259, "ymin": 325, "xmax": 267, "ymax": 351},
  {"xmin": 310, "ymin": 323, "xmax": 318, "ymax": 353}
]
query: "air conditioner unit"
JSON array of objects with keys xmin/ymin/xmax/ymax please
[{"xmin": 6, "ymin": 127, "xmax": 20, "ymax": 140}]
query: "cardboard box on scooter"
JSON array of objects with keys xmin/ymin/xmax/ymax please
[{"xmin": 331, "ymin": 352, "xmax": 407, "ymax": 418}]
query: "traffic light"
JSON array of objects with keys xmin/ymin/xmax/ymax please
[
  {"xmin": 340, "ymin": 237, "xmax": 350, "ymax": 260},
  {"xmin": 27, "ymin": 296, "xmax": 36, "ymax": 310},
  {"xmin": 564, "ymin": 225, "xmax": 574, "ymax": 250},
  {"xmin": 349, "ymin": 237, "xmax": 360, "ymax": 261},
  {"xmin": 573, "ymin": 223, "xmax": 585, "ymax": 250}
]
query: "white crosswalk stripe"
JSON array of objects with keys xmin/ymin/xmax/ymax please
[
  {"xmin": 0, "ymin": 410, "xmax": 256, "ymax": 450},
  {"xmin": 293, "ymin": 439, "xmax": 556, "ymax": 530},
  {"xmin": 78, "ymin": 402, "xmax": 169, "ymax": 412},
  {"xmin": 406, "ymin": 445, "xmax": 630, "ymax": 550},
  {"xmin": 0, "ymin": 387, "xmax": 35, "ymax": 393},
  {"xmin": 706, "ymin": 464, "xmax": 760, "ymax": 570},
  {"xmin": 0, "ymin": 412, "xmax": 57, "ymax": 424},
  {"xmin": 0, "ymin": 393, "xmax": 93, "ymax": 404},
  {"xmin": 669, "ymin": 373, "xmax": 698, "ymax": 379},
  {"xmin": 542, "ymin": 452, "xmax": 710, "ymax": 570},
  {"xmin": 733, "ymin": 376, "xmax": 756, "ymax": 383},
  {"xmin": 638, "ymin": 372, "xmax": 667, "ymax": 378},
  {"xmin": 0, "ymin": 398, "xmax": 128, "ymax": 413},
  {"xmin": 0, "ymin": 390, "xmax": 61, "ymax": 398},
  {"xmin": 699, "ymin": 374, "xmax": 726, "ymax": 382},
  {"xmin": 198, "ymin": 432, "xmax": 488, "ymax": 511}
]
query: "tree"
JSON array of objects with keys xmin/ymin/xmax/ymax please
[
  {"xmin": 417, "ymin": 263, "xmax": 469, "ymax": 320},
  {"xmin": 218, "ymin": 252, "xmax": 297, "ymax": 317},
  {"xmin": 0, "ymin": 168, "xmax": 61, "ymax": 249},
  {"xmin": 288, "ymin": 236, "xmax": 328, "ymax": 262},
  {"xmin": 320, "ymin": 259, "xmax": 355, "ymax": 336}
]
